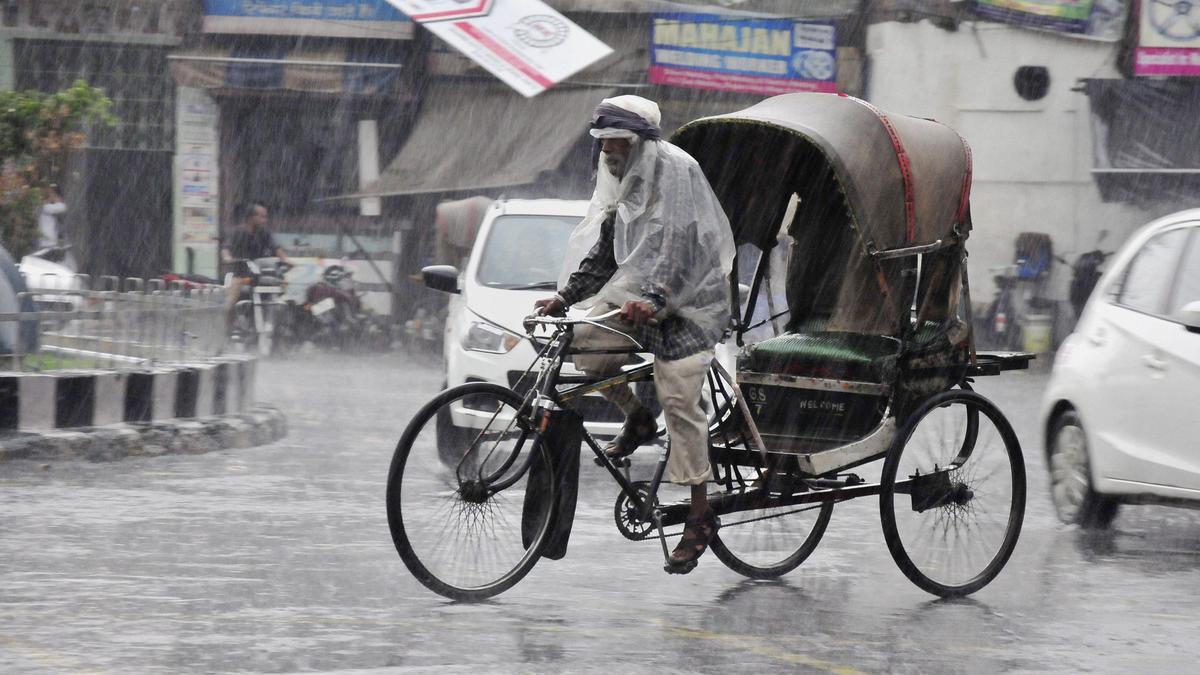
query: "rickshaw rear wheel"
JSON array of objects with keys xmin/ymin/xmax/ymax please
[
  {"xmin": 880, "ymin": 389, "xmax": 1025, "ymax": 598},
  {"xmin": 709, "ymin": 473, "xmax": 834, "ymax": 579},
  {"xmin": 387, "ymin": 383, "xmax": 555, "ymax": 601}
]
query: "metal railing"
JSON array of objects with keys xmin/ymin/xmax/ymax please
[{"xmin": 0, "ymin": 273, "xmax": 228, "ymax": 372}]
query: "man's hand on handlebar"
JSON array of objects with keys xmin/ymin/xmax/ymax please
[
  {"xmin": 620, "ymin": 300, "xmax": 655, "ymax": 326},
  {"xmin": 533, "ymin": 296, "xmax": 566, "ymax": 317}
]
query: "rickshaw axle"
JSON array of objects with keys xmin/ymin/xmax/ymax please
[{"xmin": 908, "ymin": 471, "xmax": 973, "ymax": 512}]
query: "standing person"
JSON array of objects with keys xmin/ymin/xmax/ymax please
[
  {"xmin": 37, "ymin": 185, "xmax": 67, "ymax": 249},
  {"xmin": 221, "ymin": 202, "xmax": 289, "ymax": 329},
  {"xmin": 532, "ymin": 95, "xmax": 735, "ymax": 572}
]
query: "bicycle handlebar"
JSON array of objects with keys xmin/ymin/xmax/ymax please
[
  {"xmin": 522, "ymin": 307, "xmax": 647, "ymax": 350},
  {"xmin": 525, "ymin": 307, "xmax": 622, "ymax": 326}
]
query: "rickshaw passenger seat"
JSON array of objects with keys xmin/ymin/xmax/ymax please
[
  {"xmin": 739, "ymin": 322, "xmax": 960, "ymax": 383},
  {"xmin": 739, "ymin": 332, "xmax": 900, "ymax": 383}
]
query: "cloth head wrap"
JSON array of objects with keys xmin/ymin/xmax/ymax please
[
  {"xmin": 589, "ymin": 102, "xmax": 663, "ymax": 141},
  {"xmin": 588, "ymin": 96, "xmax": 663, "ymax": 171}
]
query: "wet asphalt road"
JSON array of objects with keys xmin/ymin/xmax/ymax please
[{"xmin": 2, "ymin": 351, "xmax": 1200, "ymax": 674}]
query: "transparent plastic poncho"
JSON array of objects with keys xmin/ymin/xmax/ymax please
[{"xmin": 558, "ymin": 138, "xmax": 736, "ymax": 345}]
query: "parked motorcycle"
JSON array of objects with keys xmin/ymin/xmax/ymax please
[
  {"xmin": 228, "ymin": 257, "xmax": 290, "ymax": 356},
  {"xmin": 402, "ymin": 291, "xmax": 445, "ymax": 356},
  {"xmin": 1055, "ymin": 230, "xmax": 1114, "ymax": 321},
  {"xmin": 981, "ymin": 232, "xmax": 1056, "ymax": 351},
  {"xmin": 275, "ymin": 264, "xmax": 392, "ymax": 353}
]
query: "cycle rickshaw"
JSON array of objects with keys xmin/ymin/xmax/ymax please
[{"xmin": 387, "ymin": 93, "xmax": 1033, "ymax": 601}]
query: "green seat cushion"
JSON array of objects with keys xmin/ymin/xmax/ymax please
[
  {"xmin": 910, "ymin": 321, "xmax": 944, "ymax": 345},
  {"xmin": 739, "ymin": 331, "xmax": 901, "ymax": 382}
]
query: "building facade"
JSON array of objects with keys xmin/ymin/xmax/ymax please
[
  {"xmin": 867, "ymin": 13, "xmax": 1180, "ymax": 324},
  {"xmin": 1, "ymin": 0, "xmax": 198, "ymax": 279}
]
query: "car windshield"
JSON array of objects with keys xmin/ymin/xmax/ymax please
[{"xmin": 475, "ymin": 213, "xmax": 581, "ymax": 289}]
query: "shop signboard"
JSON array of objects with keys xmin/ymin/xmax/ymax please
[
  {"xmin": 972, "ymin": 0, "xmax": 1128, "ymax": 40},
  {"xmin": 648, "ymin": 14, "xmax": 837, "ymax": 96},
  {"xmin": 173, "ymin": 87, "xmax": 221, "ymax": 277},
  {"xmin": 203, "ymin": 0, "xmax": 413, "ymax": 39},
  {"xmin": 1135, "ymin": 0, "xmax": 1200, "ymax": 76},
  {"xmin": 385, "ymin": 0, "xmax": 612, "ymax": 97}
]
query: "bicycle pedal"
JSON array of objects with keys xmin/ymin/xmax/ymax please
[
  {"xmin": 663, "ymin": 559, "xmax": 698, "ymax": 575},
  {"xmin": 594, "ymin": 455, "xmax": 631, "ymax": 469}
]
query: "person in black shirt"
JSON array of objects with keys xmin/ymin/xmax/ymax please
[
  {"xmin": 222, "ymin": 203, "xmax": 286, "ymax": 263},
  {"xmin": 221, "ymin": 203, "xmax": 289, "ymax": 330}
]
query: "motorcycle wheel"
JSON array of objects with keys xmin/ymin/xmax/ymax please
[{"xmin": 231, "ymin": 309, "xmax": 257, "ymax": 352}]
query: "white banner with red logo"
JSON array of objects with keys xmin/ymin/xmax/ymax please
[{"xmin": 385, "ymin": 0, "xmax": 612, "ymax": 97}]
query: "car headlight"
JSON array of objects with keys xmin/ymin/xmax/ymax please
[{"xmin": 462, "ymin": 321, "xmax": 520, "ymax": 353}]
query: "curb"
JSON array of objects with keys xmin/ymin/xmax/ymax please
[
  {"xmin": 0, "ymin": 405, "xmax": 287, "ymax": 463},
  {"xmin": 0, "ymin": 356, "xmax": 257, "ymax": 433}
]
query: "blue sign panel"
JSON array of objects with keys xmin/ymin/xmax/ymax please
[
  {"xmin": 204, "ymin": 0, "xmax": 409, "ymax": 21},
  {"xmin": 650, "ymin": 13, "xmax": 837, "ymax": 95},
  {"xmin": 203, "ymin": 0, "xmax": 412, "ymax": 37}
]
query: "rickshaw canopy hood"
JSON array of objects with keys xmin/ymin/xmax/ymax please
[
  {"xmin": 671, "ymin": 92, "xmax": 972, "ymax": 253},
  {"xmin": 670, "ymin": 93, "xmax": 974, "ymax": 337}
]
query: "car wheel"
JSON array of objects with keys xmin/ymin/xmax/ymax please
[{"xmin": 1048, "ymin": 410, "xmax": 1119, "ymax": 529}]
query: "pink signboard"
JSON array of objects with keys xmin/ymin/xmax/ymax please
[
  {"xmin": 1135, "ymin": 48, "xmax": 1200, "ymax": 76},
  {"xmin": 648, "ymin": 65, "xmax": 836, "ymax": 96}
]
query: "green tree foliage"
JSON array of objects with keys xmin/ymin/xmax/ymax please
[{"xmin": 0, "ymin": 80, "xmax": 114, "ymax": 256}]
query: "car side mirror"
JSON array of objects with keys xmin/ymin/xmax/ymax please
[
  {"xmin": 1181, "ymin": 301, "xmax": 1200, "ymax": 334},
  {"xmin": 422, "ymin": 265, "xmax": 460, "ymax": 294}
]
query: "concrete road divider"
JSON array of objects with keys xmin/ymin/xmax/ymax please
[{"xmin": 0, "ymin": 405, "xmax": 286, "ymax": 463}]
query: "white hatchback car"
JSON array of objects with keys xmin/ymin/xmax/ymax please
[
  {"xmin": 1041, "ymin": 209, "xmax": 1200, "ymax": 527},
  {"xmin": 424, "ymin": 198, "xmax": 656, "ymax": 445}
]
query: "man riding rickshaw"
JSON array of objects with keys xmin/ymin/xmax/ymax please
[{"xmin": 387, "ymin": 91, "xmax": 1032, "ymax": 601}]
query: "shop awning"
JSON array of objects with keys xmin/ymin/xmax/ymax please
[
  {"xmin": 346, "ymin": 81, "xmax": 613, "ymax": 198},
  {"xmin": 1083, "ymin": 78, "xmax": 1200, "ymax": 205},
  {"xmin": 168, "ymin": 45, "xmax": 403, "ymax": 96}
]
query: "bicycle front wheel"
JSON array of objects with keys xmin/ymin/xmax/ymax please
[{"xmin": 386, "ymin": 383, "xmax": 555, "ymax": 601}]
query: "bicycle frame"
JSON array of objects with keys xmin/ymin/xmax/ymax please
[{"xmin": 495, "ymin": 313, "xmax": 787, "ymax": 529}]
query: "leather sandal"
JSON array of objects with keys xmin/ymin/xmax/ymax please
[
  {"xmin": 667, "ymin": 509, "xmax": 719, "ymax": 569},
  {"xmin": 603, "ymin": 407, "xmax": 658, "ymax": 459}
]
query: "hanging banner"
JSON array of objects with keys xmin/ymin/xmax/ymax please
[
  {"xmin": 385, "ymin": 0, "xmax": 612, "ymax": 97},
  {"xmin": 203, "ymin": 0, "xmax": 413, "ymax": 39},
  {"xmin": 1135, "ymin": 0, "xmax": 1200, "ymax": 76},
  {"xmin": 649, "ymin": 14, "xmax": 837, "ymax": 96},
  {"xmin": 972, "ymin": 0, "xmax": 1128, "ymax": 40}
]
